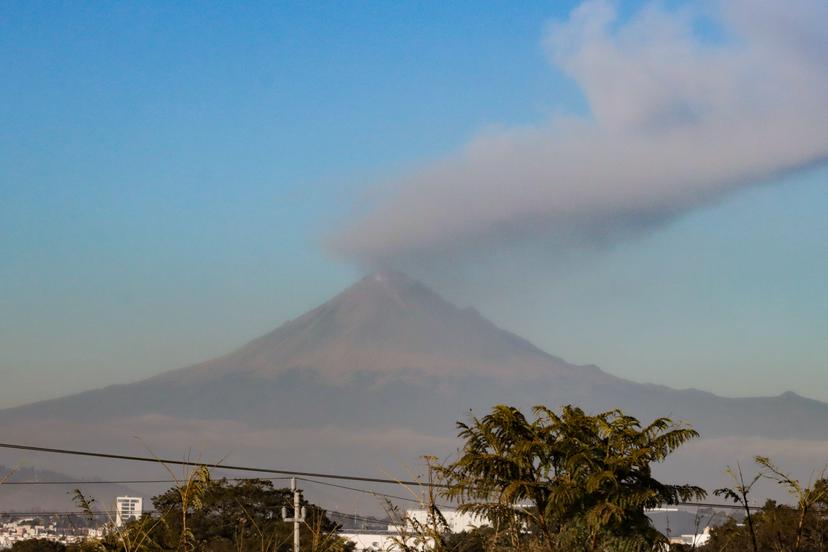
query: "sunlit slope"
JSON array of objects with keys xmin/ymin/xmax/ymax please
[{"xmin": 2, "ymin": 271, "xmax": 826, "ymax": 440}]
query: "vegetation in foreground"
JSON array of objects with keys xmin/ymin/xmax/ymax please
[
  {"xmin": 431, "ymin": 405, "xmax": 705, "ymax": 552},
  {"xmin": 9, "ymin": 476, "xmax": 354, "ymax": 552},
  {"xmin": 7, "ymin": 403, "xmax": 827, "ymax": 551}
]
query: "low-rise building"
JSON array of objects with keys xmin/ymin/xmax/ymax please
[{"xmin": 340, "ymin": 508, "xmax": 487, "ymax": 551}]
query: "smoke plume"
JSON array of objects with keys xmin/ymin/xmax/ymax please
[{"xmin": 331, "ymin": 0, "xmax": 828, "ymax": 269}]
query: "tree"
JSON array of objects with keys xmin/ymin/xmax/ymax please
[
  {"xmin": 713, "ymin": 461, "xmax": 762, "ymax": 552},
  {"xmin": 443, "ymin": 527, "xmax": 507, "ymax": 552},
  {"xmin": 708, "ymin": 457, "xmax": 828, "ymax": 552},
  {"xmin": 755, "ymin": 456, "xmax": 828, "ymax": 552},
  {"xmin": 703, "ymin": 499, "xmax": 824, "ymax": 552},
  {"xmin": 439, "ymin": 404, "xmax": 706, "ymax": 552},
  {"xmin": 92, "ymin": 477, "xmax": 353, "ymax": 551}
]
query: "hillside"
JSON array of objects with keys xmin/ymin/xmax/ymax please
[
  {"xmin": 1, "ymin": 271, "xmax": 827, "ymax": 504},
  {"xmin": 0, "ymin": 466, "xmax": 138, "ymax": 512},
  {"xmin": 2, "ymin": 271, "xmax": 825, "ymax": 438}
]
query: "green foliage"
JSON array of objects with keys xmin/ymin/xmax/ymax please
[
  {"xmin": 713, "ymin": 461, "xmax": 762, "ymax": 552},
  {"xmin": 71, "ymin": 488, "xmax": 99, "ymax": 525},
  {"xmin": 703, "ymin": 498, "xmax": 828, "ymax": 552},
  {"xmin": 77, "ymin": 476, "xmax": 353, "ymax": 552},
  {"xmin": 17, "ymin": 407, "xmax": 828, "ymax": 552},
  {"xmin": 707, "ymin": 456, "xmax": 828, "ymax": 552},
  {"xmin": 145, "ymin": 477, "xmax": 351, "ymax": 551},
  {"xmin": 439, "ymin": 404, "xmax": 705, "ymax": 552}
]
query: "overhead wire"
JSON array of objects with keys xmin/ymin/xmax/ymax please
[
  {"xmin": 0, "ymin": 478, "xmax": 759, "ymax": 512},
  {"xmin": 0, "ymin": 509, "xmax": 391, "ymax": 526},
  {"xmin": 0, "ymin": 477, "xmax": 293, "ymax": 486},
  {"xmin": 0, "ymin": 441, "xmax": 762, "ymax": 511},
  {"xmin": 297, "ymin": 477, "xmax": 439, "ymax": 507},
  {"xmin": 0, "ymin": 442, "xmax": 439, "ymax": 487}
]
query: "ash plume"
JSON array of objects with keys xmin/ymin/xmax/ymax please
[{"xmin": 330, "ymin": 0, "xmax": 828, "ymax": 270}]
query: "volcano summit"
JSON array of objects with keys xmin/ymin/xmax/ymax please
[{"xmin": 2, "ymin": 272, "xmax": 827, "ymax": 494}]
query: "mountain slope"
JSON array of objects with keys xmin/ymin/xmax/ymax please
[
  {"xmin": 0, "ymin": 466, "xmax": 138, "ymax": 512},
  {"xmin": 155, "ymin": 270, "xmax": 601, "ymax": 384},
  {"xmin": 1, "ymin": 270, "xmax": 827, "ymax": 442}
]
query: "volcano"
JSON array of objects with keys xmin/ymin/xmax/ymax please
[{"xmin": 2, "ymin": 271, "xmax": 827, "ymax": 496}]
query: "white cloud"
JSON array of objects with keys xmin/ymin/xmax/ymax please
[{"xmin": 331, "ymin": 0, "xmax": 828, "ymax": 269}]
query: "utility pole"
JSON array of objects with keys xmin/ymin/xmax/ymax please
[{"xmin": 282, "ymin": 477, "xmax": 306, "ymax": 552}]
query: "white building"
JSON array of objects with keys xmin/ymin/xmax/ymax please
[
  {"xmin": 115, "ymin": 496, "xmax": 143, "ymax": 528},
  {"xmin": 401, "ymin": 509, "xmax": 485, "ymax": 534},
  {"xmin": 341, "ymin": 508, "xmax": 488, "ymax": 551},
  {"xmin": 339, "ymin": 531, "xmax": 400, "ymax": 552},
  {"xmin": 669, "ymin": 526, "xmax": 712, "ymax": 547}
]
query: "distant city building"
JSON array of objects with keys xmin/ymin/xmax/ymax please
[
  {"xmin": 340, "ymin": 508, "xmax": 487, "ymax": 551},
  {"xmin": 402, "ymin": 509, "xmax": 484, "ymax": 534},
  {"xmin": 339, "ymin": 507, "xmax": 716, "ymax": 551},
  {"xmin": 668, "ymin": 526, "xmax": 712, "ymax": 547},
  {"xmin": 115, "ymin": 496, "xmax": 143, "ymax": 528},
  {"xmin": 0, "ymin": 517, "xmax": 89, "ymax": 548},
  {"xmin": 339, "ymin": 530, "xmax": 400, "ymax": 551}
]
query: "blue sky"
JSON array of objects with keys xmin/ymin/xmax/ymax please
[{"xmin": 1, "ymin": 1, "xmax": 826, "ymax": 408}]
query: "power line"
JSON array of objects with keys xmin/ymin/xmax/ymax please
[
  {"xmin": 0, "ymin": 509, "xmax": 390, "ymax": 526},
  {"xmin": 0, "ymin": 442, "xmax": 439, "ymax": 487},
  {"xmin": 0, "ymin": 510, "xmax": 388, "ymax": 527},
  {"xmin": 326, "ymin": 511, "xmax": 392, "ymax": 525},
  {"xmin": 0, "ymin": 475, "xmax": 435, "ymax": 508},
  {"xmin": 0, "ymin": 511, "xmax": 119, "ymax": 517},
  {"xmin": 0, "ymin": 480, "xmax": 758, "ymax": 513},
  {"xmin": 675, "ymin": 501, "xmax": 762, "ymax": 511},
  {"xmin": 0, "ymin": 477, "xmax": 293, "ymax": 486},
  {"xmin": 0, "ymin": 503, "xmax": 762, "ymax": 523},
  {"xmin": 298, "ymin": 477, "xmax": 448, "ymax": 508},
  {"xmin": 2, "ymin": 479, "xmax": 176, "ymax": 486},
  {"xmin": 0, "ymin": 442, "xmax": 764, "ymax": 512},
  {"xmin": 0, "ymin": 474, "xmax": 443, "ymax": 508}
]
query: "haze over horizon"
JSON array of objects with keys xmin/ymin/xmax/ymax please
[
  {"xmin": 4, "ymin": 268, "xmax": 828, "ymax": 510},
  {"xmin": 2, "ymin": 0, "xmax": 827, "ymax": 409}
]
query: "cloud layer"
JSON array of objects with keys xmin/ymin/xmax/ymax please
[{"xmin": 331, "ymin": 0, "xmax": 828, "ymax": 269}]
